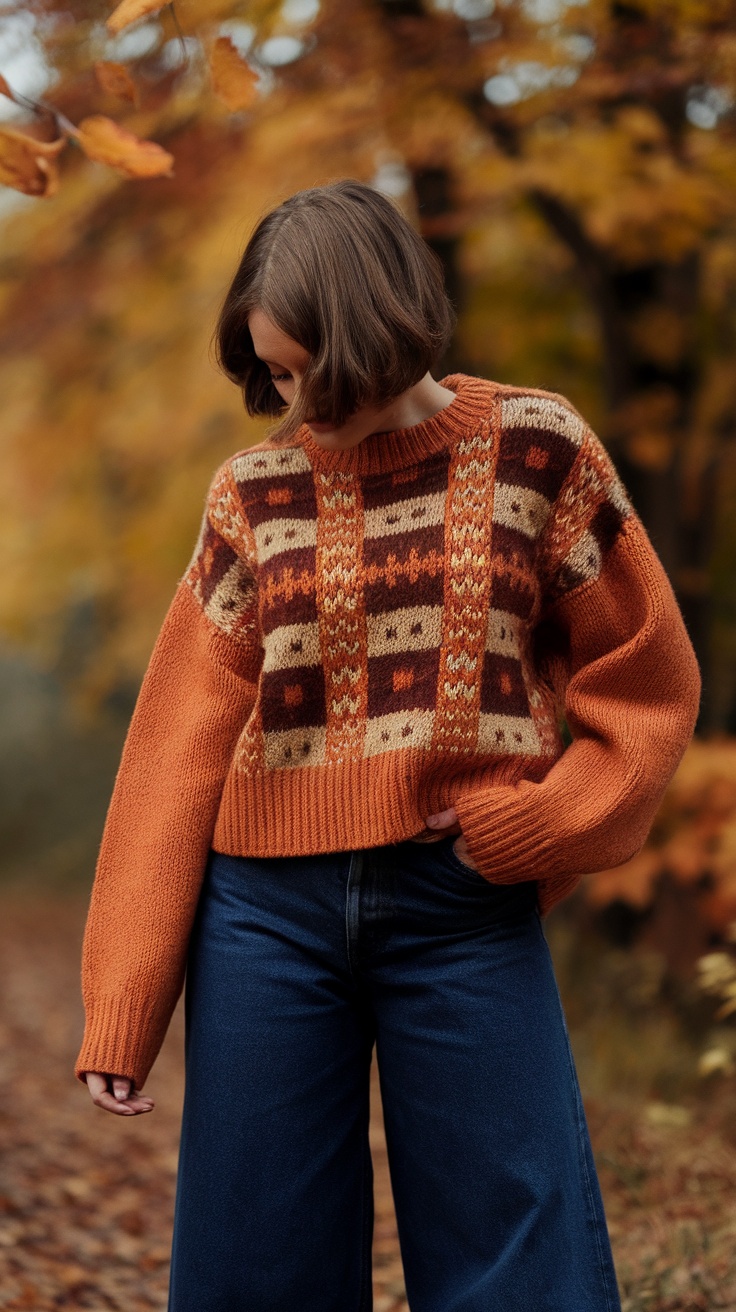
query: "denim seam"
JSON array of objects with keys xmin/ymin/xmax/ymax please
[
  {"xmin": 345, "ymin": 850, "xmax": 362, "ymax": 981},
  {"xmin": 565, "ymin": 1039, "xmax": 619, "ymax": 1312},
  {"xmin": 357, "ymin": 1095, "xmax": 373, "ymax": 1312},
  {"xmin": 547, "ymin": 931, "xmax": 619, "ymax": 1312}
]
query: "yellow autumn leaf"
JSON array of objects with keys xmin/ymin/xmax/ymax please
[
  {"xmin": 208, "ymin": 37, "xmax": 259, "ymax": 112},
  {"xmin": 94, "ymin": 60, "xmax": 139, "ymax": 106},
  {"xmin": 74, "ymin": 115, "xmax": 174, "ymax": 179},
  {"xmin": 698, "ymin": 1047, "xmax": 735, "ymax": 1077},
  {"xmin": 106, "ymin": 0, "xmax": 169, "ymax": 35},
  {"xmin": 0, "ymin": 127, "xmax": 66, "ymax": 197}
]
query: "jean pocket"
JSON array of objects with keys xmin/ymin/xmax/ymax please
[
  {"xmin": 441, "ymin": 836, "xmax": 493, "ymax": 885},
  {"xmin": 439, "ymin": 839, "xmax": 539, "ymax": 909}
]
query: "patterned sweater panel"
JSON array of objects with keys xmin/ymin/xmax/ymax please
[
  {"xmin": 180, "ymin": 459, "xmax": 263, "ymax": 682},
  {"xmin": 180, "ymin": 377, "xmax": 634, "ymax": 780}
]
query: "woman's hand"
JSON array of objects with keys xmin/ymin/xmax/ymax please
[
  {"xmin": 84, "ymin": 1072, "xmax": 155, "ymax": 1116},
  {"xmin": 413, "ymin": 806, "xmax": 480, "ymax": 872}
]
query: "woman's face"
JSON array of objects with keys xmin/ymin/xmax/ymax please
[{"xmin": 248, "ymin": 307, "xmax": 397, "ymax": 451}]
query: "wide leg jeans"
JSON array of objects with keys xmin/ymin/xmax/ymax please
[{"xmin": 167, "ymin": 836, "xmax": 622, "ymax": 1312}]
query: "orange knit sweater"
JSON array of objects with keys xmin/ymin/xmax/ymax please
[{"xmin": 75, "ymin": 373, "xmax": 701, "ymax": 1090}]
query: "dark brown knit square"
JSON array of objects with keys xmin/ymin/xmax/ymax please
[
  {"xmin": 260, "ymin": 663, "xmax": 326, "ymax": 732},
  {"xmin": 235, "ymin": 468, "xmax": 318, "ymax": 529},
  {"xmin": 497, "ymin": 423, "xmax": 578, "ymax": 501},
  {"xmin": 367, "ymin": 648, "xmax": 440, "ymax": 717},
  {"xmin": 480, "ymin": 652, "xmax": 531, "ymax": 718}
]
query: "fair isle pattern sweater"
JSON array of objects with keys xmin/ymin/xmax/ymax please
[{"xmin": 75, "ymin": 374, "xmax": 701, "ymax": 1089}]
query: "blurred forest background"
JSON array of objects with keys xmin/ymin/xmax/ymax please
[{"xmin": 2, "ymin": 1, "xmax": 736, "ymax": 1308}]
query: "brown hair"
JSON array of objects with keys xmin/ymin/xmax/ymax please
[{"xmin": 213, "ymin": 179, "xmax": 457, "ymax": 441}]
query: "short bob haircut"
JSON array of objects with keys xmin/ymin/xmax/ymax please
[{"xmin": 214, "ymin": 179, "xmax": 457, "ymax": 442}]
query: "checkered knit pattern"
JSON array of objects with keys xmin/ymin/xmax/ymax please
[
  {"xmin": 75, "ymin": 373, "xmax": 701, "ymax": 1091},
  {"xmin": 186, "ymin": 378, "xmax": 631, "ymax": 780}
]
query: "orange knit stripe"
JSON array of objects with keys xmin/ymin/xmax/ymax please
[
  {"xmin": 234, "ymin": 699, "xmax": 266, "ymax": 772},
  {"xmin": 314, "ymin": 470, "xmax": 369, "ymax": 763},
  {"xmin": 261, "ymin": 567, "xmax": 315, "ymax": 610},
  {"xmin": 432, "ymin": 401, "xmax": 500, "ymax": 755},
  {"xmin": 362, "ymin": 547, "xmax": 444, "ymax": 588}
]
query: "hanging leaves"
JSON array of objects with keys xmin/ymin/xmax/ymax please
[
  {"xmin": 93, "ymin": 61, "xmax": 140, "ymax": 107},
  {"xmin": 105, "ymin": 0, "xmax": 170, "ymax": 36},
  {"xmin": 0, "ymin": 72, "xmax": 18, "ymax": 104},
  {"xmin": 0, "ymin": 127, "xmax": 66, "ymax": 197},
  {"xmin": 71, "ymin": 115, "xmax": 174, "ymax": 179},
  {"xmin": 208, "ymin": 37, "xmax": 259, "ymax": 112}
]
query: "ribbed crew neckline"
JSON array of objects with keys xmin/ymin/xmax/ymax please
[{"xmin": 295, "ymin": 372, "xmax": 495, "ymax": 475}]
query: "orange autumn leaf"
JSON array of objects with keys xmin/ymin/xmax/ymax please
[
  {"xmin": 94, "ymin": 60, "xmax": 139, "ymax": 106},
  {"xmin": 208, "ymin": 37, "xmax": 259, "ymax": 112},
  {"xmin": 74, "ymin": 115, "xmax": 174, "ymax": 179},
  {"xmin": 106, "ymin": 0, "xmax": 169, "ymax": 35},
  {"xmin": 0, "ymin": 127, "xmax": 66, "ymax": 197},
  {"xmin": 0, "ymin": 73, "xmax": 18, "ymax": 103}
]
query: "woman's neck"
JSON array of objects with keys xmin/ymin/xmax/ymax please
[
  {"xmin": 370, "ymin": 374, "xmax": 458, "ymax": 435},
  {"xmin": 307, "ymin": 372, "xmax": 458, "ymax": 454}
]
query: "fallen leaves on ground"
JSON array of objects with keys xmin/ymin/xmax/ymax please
[{"xmin": 1, "ymin": 891, "xmax": 735, "ymax": 1310}]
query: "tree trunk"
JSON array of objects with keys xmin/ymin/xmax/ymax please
[
  {"xmin": 413, "ymin": 166, "xmax": 469, "ymax": 377},
  {"xmin": 528, "ymin": 191, "xmax": 714, "ymax": 726}
]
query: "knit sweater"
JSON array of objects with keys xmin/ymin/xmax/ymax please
[{"xmin": 75, "ymin": 373, "xmax": 700, "ymax": 1090}]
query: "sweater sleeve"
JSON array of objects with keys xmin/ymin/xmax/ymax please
[
  {"xmin": 74, "ymin": 460, "xmax": 262, "ymax": 1090},
  {"xmin": 453, "ymin": 418, "xmax": 701, "ymax": 915}
]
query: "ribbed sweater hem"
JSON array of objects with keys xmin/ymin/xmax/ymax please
[
  {"xmin": 211, "ymin": 749, "xmax": 538, "ymax": 856},
  {"xmin": 212, "ymin": 756, "xmax": 581, "ymax": 919}
]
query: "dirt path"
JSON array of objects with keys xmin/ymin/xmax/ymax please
[{"xmin": 1, "ymin": 891, "xmax": 735, "ymax": 1311}]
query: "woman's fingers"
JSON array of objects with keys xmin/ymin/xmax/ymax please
[
  {"xmin": 84, "ymin": 1071, "xmax": 155, "ymax": 1116},
  {"xmin": 410, "ymin": 806, "xmax": 462, "ymax": 842},
  {"xmin": 425, "ymin": 806, "xmax": 458, "ymax": 832},
  {"xmin": 425, "ymin": 806, "xmax": 475, "ymax": 860}
]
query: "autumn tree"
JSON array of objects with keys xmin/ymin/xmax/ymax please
[{"xmin": 1, "ymin": 0, "xmax": 735, "ymax": 725}]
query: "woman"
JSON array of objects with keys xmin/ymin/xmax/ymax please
[{"xmin": 76, "ymin": 179, "xmax": 701, "ymax": 1311}]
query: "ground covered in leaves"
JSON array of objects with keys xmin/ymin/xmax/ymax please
[{"xmin": 1, "ymin": 890, "xmax": 736, "ymax": 1311}]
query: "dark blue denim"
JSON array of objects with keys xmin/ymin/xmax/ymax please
[{"xmin": 168, "ymin": 837, "xmax": 621, "ymax": 1312}]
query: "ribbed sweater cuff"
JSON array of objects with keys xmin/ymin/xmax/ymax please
[
  {"xmin": 453, "ymin": 782, "xmax": 560, "ymax": 885},
  {"xmin": 74, "ymin": 991, "xmax": 169, "ymax": 1092}
]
